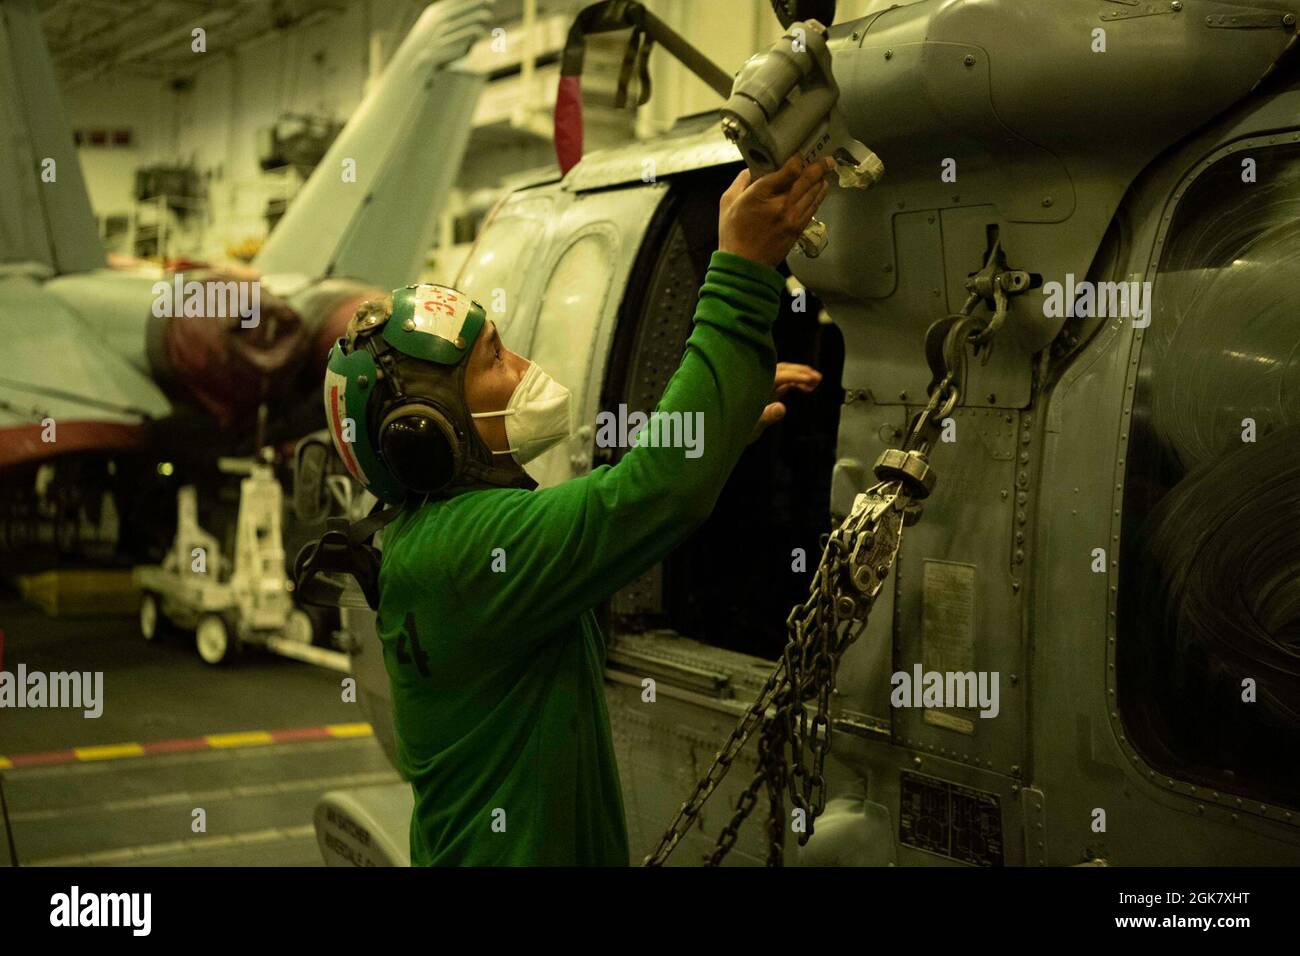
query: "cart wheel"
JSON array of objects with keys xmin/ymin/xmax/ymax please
[
  {"xmin": 284, "ymin": 608, "xmax": 314, "ymax": 645},
  {"xmin": 140, "ymin": 592, "xmax": 164, "ymax": 641},
  {"xmin": 196, "ymin": 614, "xmax": 235, "ymax": 665}
]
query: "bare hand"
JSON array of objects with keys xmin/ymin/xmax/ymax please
[
  {"xmin": 750, "ymin": 362, "xmax": 823, "ymax": 443},
  {"xmin": 718, "ymin": 156, "xmax": 836, "ymax": 268}
]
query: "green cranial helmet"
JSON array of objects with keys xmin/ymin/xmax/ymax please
[{"xmin": 323, "ymin": 283, "xmax": 531, "ymax": 504}]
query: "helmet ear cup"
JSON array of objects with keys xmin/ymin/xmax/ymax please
[{"xmin": 378, "ymin": 403, "xmax": 461, "ymax": 496}]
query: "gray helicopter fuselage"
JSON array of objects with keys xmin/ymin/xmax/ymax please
[{"xmin": 336, "ymin": 0, "xmax": 1300, "ymax": 866}]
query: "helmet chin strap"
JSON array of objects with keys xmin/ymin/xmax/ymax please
[{"xmin": 458, "ymin": 455, "xmax": 534, "ymax": 490}]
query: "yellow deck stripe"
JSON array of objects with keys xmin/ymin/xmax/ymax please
[
  {"xmin": 2, "ymin": 725, "xmax": 374, "ymax": 768},
  {"xmin": 74, "ymin": 743, "xmax": 145, "ymax": 761},
  {"xmin": 326, "ymin": 722, "xmax": 373, "ymax": 738},
  {"xmin": 206, "ymin": 731, "xmax": 274, "ymax": 748}
]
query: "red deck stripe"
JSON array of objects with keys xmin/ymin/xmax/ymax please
[
  {"xmin": 9, "ymin": 750, "xmax": 77, "ymax": 768},
  {"xmin": 141, "ymin": 737, "xmax": 210, "ymax": 755}
]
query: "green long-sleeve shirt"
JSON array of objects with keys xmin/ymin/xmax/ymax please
[{"xmin": 376, "ymin": 250, "xmax": 785, "ymax": 866}]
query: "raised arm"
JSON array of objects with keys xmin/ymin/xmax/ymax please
[{"xmin": 389, "ymin": 157, "xmax": 835, "ymax": 652}]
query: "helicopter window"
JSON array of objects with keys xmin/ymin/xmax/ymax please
[
  {"xmin": 454, "ymin": 195, "xmax": 553, "ymax": 344},
  {"xmin": 531, "ymin": 232, "xmax": 612, "ymax": 380},
  {"xmin": 525, "ymin": 232, "xmax": 615, "ymax": 488},
  {"xmin": 1117, "ymin": 142, "xmax": 1300, "ymax": 809}
]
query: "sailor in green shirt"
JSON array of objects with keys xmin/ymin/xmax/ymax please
[{"xmin": 318, "ymin": 155, "xmax": 834, "ymax": 865}]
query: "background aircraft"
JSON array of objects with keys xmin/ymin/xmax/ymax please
[{"xmin": 0, "ymin": 0, "xmax": 493, "ymax": 570}]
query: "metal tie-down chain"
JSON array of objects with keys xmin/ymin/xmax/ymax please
[
  {"xmin": 642, "ymin": 382, "xmax": 949, "ymax": 868},
  {"xmin": 643, "ymin": 247, "xmax": 1026, "ymax": 867}
]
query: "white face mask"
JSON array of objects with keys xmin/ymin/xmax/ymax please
[{"xmin": 470, "ymin": 361, "xmax": 572, "ymax": 465}]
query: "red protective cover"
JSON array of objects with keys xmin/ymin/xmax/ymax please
[{"xmin": 554, "ymin": 74, "xmax": 585, "ymax": 175}]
